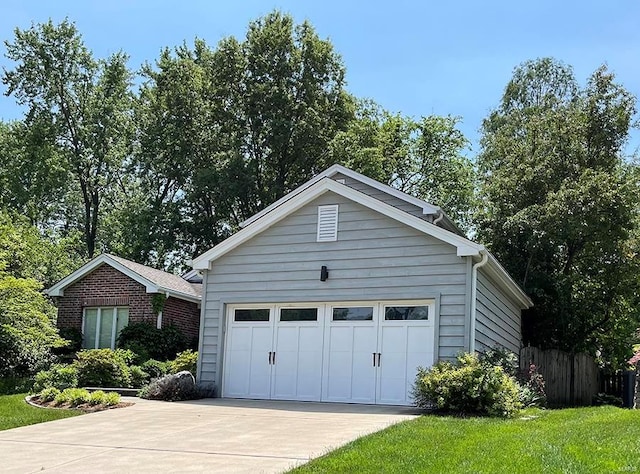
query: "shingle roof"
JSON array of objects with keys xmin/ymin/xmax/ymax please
[
  {"xmin": 46, "ymin": 253, "xmax": 201, "ymax": 302},
  {"xmin": 107, "ymin": 255, "xmax": 201, "ymax": 298}
]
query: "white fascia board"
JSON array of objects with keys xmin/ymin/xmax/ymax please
[
  {"xmin": 46, "ymin": 254, "xmax": 158, "ymax": 296},
  {"xmin": 483, "ymin": 253, "xmax": 534, "ymax": 310},
  {"xmin": 192, "ymin": 178, "xmax": 484, "ymax": 269},
  {"xmin": 239, "ymin": 164, "xmax": 441, "ymax": 228},
  {"xmin": 156, "ymin": 287, "xmax": 201, "ymax": 303}
]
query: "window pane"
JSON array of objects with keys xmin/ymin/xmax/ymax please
[
  {"xmin": 116, "ymin": 308, "xmax": 129, "ymax": 339},
  {"xmin": 234, "ymin": 309, "xmax": 270, "ymax": 322},
  {"xmin": 333, "ymin": 307, "xmax": 373, "ymax": 321},
  {"xmin": 83, "ymin": 309, "xmax": 98, "ymax": 349},
  {"xmin": 280, "ymin": 308, "xmax": 318, "ymax": 321},
  {"xmin": 99, "ymin": 308, "xmax": 115, "ymax": 348},
  {"xmin": 385, "ymin": 306, "xmax": 429, "ymax": 321}
]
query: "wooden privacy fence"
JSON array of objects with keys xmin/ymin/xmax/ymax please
[{"xmin": 520, "ymin": 346, "xmax": 600, "ymax": 406}]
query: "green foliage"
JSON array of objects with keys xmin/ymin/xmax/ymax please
[
  {"xmin": 0, "ymin": 271, "xmax": 66, "ymax": 377},
  {"xmin": 117, "ymin": 322, "xmax": 187, "ymax": 362},
  {"xmin": 3, "ymin": 19, "xmax": 135, "ymax": 257},
  {"xmin": 129, "ymin": 365, "xmax": 150, "ymax": 388},
  {"xmin": 86, "ymin": 390, "xmax": 120, "ymax": 406},
  {"xmin": 32, "ymin": 364, "xmax": 78, "ymax": 393},
  {"xmin": 478, "ymin": 58, "xmax": 640, "ymax": 366},
  {"xmin": 88, "ymin": 390, "xmax": 107, "ymax": 405},
  {"xmin": 413, "ymin": 352, "xmax": 522, "ymax": 417},
  {"xmin": 55, "ymin": 327, "xmax": 83, "ymax": 356},
  {"xmin": 0, "ymin": 211, "xmax": 84, "ymax": 288},
  {"xmin": 103, "ymin": 391, "xmax": 121, "ymax": 406},
  {"xmin": 141, "ymin": 359, "xmax": 169, "ymax": 379},
  {"xmin": 592, "ymin": 392, "xmax": 623, "ymax": 407},
  {"xmin": 151, "ymin": 293, "xmax": 167, "ymax": 315},
  {"xmin": 118, "ymin": 11, "xmax": 352, "ymax": 266},
  {"xmin": 38, "ymin": 386, "xmax": 60, "ymax": 402},
  {"xmin": 169, "ymin": 350, "xmax": 197, "ymax": 376},
  {"xmin": 73, "ymin": 349, "xmax": 132, "ymax": 388},
  {"xmin": 53, "ymin": 387, "xmax": 91, "ymax": 406},
  {"xmin": 330, "ymin": 101, "xmax": 475, "ymax": 232},
  {"xmin": 0, "ymin": 377, "xmax": 34, "ymax": 395}
]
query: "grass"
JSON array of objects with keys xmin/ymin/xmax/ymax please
[
  {"xmin": 0, "ymin": 394, "xmax": 82, "ymax": 431},
  {"xmin": 291, "ymin": 406, "xmax": 640, "ymax": 473}
]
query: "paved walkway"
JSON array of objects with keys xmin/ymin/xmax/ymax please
[{"xmin": 1, "ymin": 397, "xmax": 419, "ymax": 473}]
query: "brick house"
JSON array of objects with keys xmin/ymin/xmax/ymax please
[{"xmin": 46, "ymin": 254, "xmax": 202, "ymax": 349}]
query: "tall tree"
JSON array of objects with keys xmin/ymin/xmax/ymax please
[
  {"xmin": 331, "ymin": 100, "xmax": 475, "ymax": 232},
  {"xmin": 3, "ymin": 19, "xmax": 134, "ymax": 257},
  {"xmin": 129, "ymin": 11, "xmax": 353, "ymax": 266},
  {"xmin": 477, "ymin": 58, "xmax": 640, "ymax": 366},
  {"xmin": 0, "ymin": 119, "xmax": 69, "ymax": 226}
]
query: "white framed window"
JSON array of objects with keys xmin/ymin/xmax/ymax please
[
  {"xmin": 317, "ymin": 204, "xmax": 339, "ymax": 242},
  {"xmin": 82, "ymin": 307, "xmax": 129, "ymax": 349}
]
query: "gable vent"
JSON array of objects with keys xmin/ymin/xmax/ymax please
[{"xmin": 317, "ymin": 205, "xmax": 339, "ymax": 242}]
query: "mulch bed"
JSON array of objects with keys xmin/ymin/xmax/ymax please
[{"xmin": 26, "ymin": 395, "xmax": 134, "ymax": 413}]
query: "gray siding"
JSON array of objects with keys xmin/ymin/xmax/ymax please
[
  {"xmin": 199, "ymin": 191, "xmax": 469, "ymax": 389},
  {"xmin": 475, "ymin": 269, "xmax": 522, "ymax": 354},
  {"xmin": 332, "ymin": 172, "xmax": 432, "ymax": 221}
]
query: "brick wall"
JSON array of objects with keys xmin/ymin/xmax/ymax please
[
  {"xmin": 162, "ymin": 297, "xmax": 201, "ymax": 344},
  {"xmin": 55, "ymin": 264, "xmax": 200, "ymax": 345}
]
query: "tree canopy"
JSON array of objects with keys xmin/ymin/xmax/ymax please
[{"xmin": 477, "ymin": 58, "xmax": 640, "ymax": 366}]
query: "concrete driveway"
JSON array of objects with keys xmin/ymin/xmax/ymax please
[{"xmin": 0, "ymin": 397, "xmax": 418, "ymax": 473}]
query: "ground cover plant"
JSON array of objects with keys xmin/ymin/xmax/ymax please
[
  {"xmin": 0, "ymin": 393, "xmax": 81, "ymax": 431},
  {"xmin": 290, "ymin": 406, "xmax": 640, "ymax": 473}
]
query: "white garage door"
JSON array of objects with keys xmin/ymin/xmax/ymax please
[{"xmin": 223, "ymin": 301, "xmax": 435, "ymax": 406}]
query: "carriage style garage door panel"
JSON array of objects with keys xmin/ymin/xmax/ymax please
[{"xmin": 223, "ymin": 301, "xmax": 435, "ymax": 406}]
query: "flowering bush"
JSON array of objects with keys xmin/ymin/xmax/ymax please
[{"xmin": 413, "ymin": 352, "xmax": 522, "ymax": 417}]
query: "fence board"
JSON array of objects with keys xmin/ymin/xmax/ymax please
[{"xmin": 520, "ymin": 346, "xmax": 599, "ymax": 406}]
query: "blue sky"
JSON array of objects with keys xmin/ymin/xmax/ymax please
[{"xmin": 1, "ymin": 0, "xmax": 639, "ymax": 156}]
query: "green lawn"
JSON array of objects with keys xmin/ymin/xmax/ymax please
[
  {"xmin": 0, "ymin": 394, "xmax": 82, "ymax": 431},
  {"xmin": 291, "ymin": 406, "xmax": 640, "ymax": 473}
]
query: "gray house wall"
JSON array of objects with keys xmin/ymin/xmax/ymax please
[
  {"xmin": 475, "ymin": 269, "xmax": 522, "ymax": 354},
  {"xmin": 198, "ymin": 191, "xmax": 469, "ymax": 390}
]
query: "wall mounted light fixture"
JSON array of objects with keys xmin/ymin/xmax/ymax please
[{"xmin": 320, "ymin": 265, "xmax": 329, "ymax": 281}]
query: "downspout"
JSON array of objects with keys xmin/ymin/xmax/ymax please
[
  {"xmin": 433, "ymin": 209, "xmax": 444, "ymax": 225},
  {"xmin": 469, "ymin": 250, "xmax": 489, "ymax": 353},
  {"xmin": 156, "ymin": 291, "xmax": 170, "ymax": 330}
]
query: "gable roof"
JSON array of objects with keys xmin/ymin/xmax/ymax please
[
  {"xmin": 192, "ymin": 167, "xmax": 532, "ymax": 310},
  {"xmin": 46, "ymin": 254, "xmax": 201, "ymax": 303},
  {"xmin": 240, "ymin": 164, "xmax": 441, "ymax": 228}
]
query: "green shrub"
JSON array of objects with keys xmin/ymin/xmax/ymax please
[
  {"xmin": 55, "ymin": 327, "xmax": 83, "ymax": 356},
  {"xmin": 141, "ymin": 359, "xmax": 169, "ymax": 379},
  {"xmin": 88, "ymin": 390, "xmax": 107, "ymax": 405},
  {"xmin": 39, "ymin": 386, "xmax": 61, "ymax": 402},
  {"xmin": 413, "ymin": 352, "xmax": 522, "ymax": 417},
  {"xmin": 482, "ymin": 347, "xmax": 547, "ymax": 408},
  {"xmin": 117, "ymin": 323, "xmax": 187, "ymax": 362},
  {"xmin": 169, "ymin": 350, "xmax": 198, "ymax": 376},
  {"xmin": 73, "ymin": 349, "xmax": 132, "ymax": 387},
  {"xmin": 32, "ymin": 364, "xmax": 78, "ymax": 393},
  {"xmin": 0, "ymin": 273, "xmax": 67, "ymax": 377},
  {"xmin": 0, "ymin": 376, "xmax": 34, "ymax": 395},
  {"xmin": 129, "ymin": 365, "xmax": 150, "ymax": 388},
  {"xmin": 103, "ymin": 392, "xmax": 121, "ymax": 406},
  {"xmin": 54, "ymin": 388, "xmax": 91, "ymax": 406}
]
